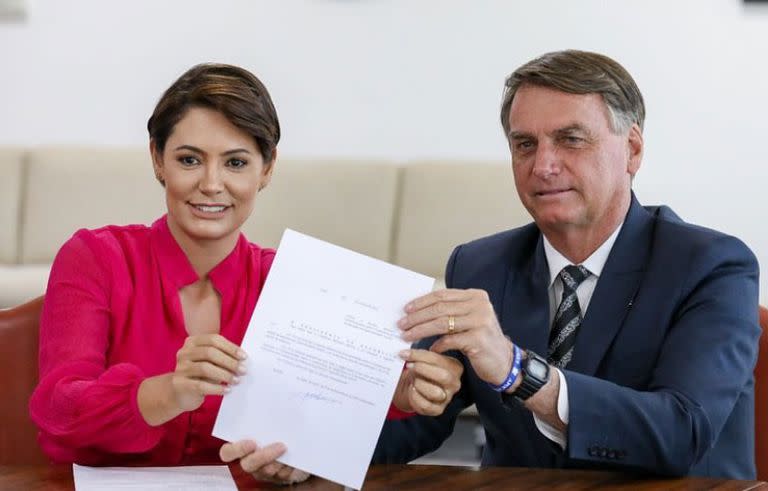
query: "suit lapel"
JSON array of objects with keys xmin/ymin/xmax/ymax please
[
  {"xmin": 500, "ymin": 234, "xmax": 551, "ymax": 355},
  {"xmin": 567, "ymin": 196, "xmax": 654, "ymax": 375},
  {"xmin": 499, "ymin": 234, "xmax": 561, "ymax": 462}
]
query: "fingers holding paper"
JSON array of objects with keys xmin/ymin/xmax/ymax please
[
  {"xmin": 394, "ymin": 349, "xmax": 463, "ymax": 416},
  {"xmin": 171, "ymin": 334, "xmax": 248, "ymax": 412},
  {"xmin": 220, "ymin": 439, "xmax": 311, "ymax": 485},
  {"xmin": 399, "ymin": 288, "xmax": 512, "ymax": 387}
]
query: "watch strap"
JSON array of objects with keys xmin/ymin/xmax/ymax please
[{"xmin": 508, "ymin": 350, "xmax": 549, "ymax": 404}]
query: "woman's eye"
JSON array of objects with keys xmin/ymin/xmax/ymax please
[
  {"xmin": 227, "ymin": 158, "xmax": 248, "ymax": 169},
  {"xmin": 179, "ymin": 156, "xmax": 199, "ymax": 166}
]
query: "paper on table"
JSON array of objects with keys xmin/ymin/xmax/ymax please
[
  {"xmin": 213, "ymin": 229, "xmax": 434, "ymax": 489},
  {"xmin": 72, "ymin": 464, "xmax": 237, "ymax": 491}
]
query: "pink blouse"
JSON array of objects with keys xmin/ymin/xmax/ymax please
[{"xmin": 30, "ymin": 216, "xmax": 408, "ymax": 465}]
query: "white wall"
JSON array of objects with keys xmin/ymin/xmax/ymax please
[{"xmin": 1, "ymin": 0, "xmax": 767, "ymax": 302}]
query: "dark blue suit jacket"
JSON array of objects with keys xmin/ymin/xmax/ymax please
[{"xmin": 374, "ymin": 196, "xmax": 760, "ymax": 479}]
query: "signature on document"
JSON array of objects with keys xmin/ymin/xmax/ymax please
[{"xmin": 291, "ymin": 391, "xmax": 342, "ymax": 405}]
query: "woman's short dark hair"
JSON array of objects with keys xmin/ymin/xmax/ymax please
[
  {"xmin": 148, "ymin": 63, "xmax": 280, "ymax": 162},
  {"xmin": 500, "ymin": 50, "xmax": 645, "ymax": 137}
]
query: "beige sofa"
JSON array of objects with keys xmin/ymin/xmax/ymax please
[{"xmin": 0, "ymin": 147, "xmax": 530, "ymax": 308}]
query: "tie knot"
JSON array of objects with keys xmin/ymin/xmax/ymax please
[{"xmin": 559, "ymin": 265, "xmax": 591, "ymax": 291}]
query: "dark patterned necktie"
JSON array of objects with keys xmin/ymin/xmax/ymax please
[{"xmin": 548, "ymin": 265, "xmax": 591, "ymax": 368}]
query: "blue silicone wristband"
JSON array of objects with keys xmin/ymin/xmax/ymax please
[{"xmin": 488, "ymin": 344, "xmax": 522, "ymax": 392}]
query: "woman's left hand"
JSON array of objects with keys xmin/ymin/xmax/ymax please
[
  {"xmin": 220, "ymin": 440, "xmax": 310, "ymax": 485},
  {"xmin": 393, "ymin": 349, "xmax": 463, "ymax": 416}
]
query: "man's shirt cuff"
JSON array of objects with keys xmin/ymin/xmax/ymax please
[{"xmin": 532, "ymin": 368, "xmax": 569, "ymax": 449}]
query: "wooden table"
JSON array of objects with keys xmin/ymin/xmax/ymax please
[{"xmin": 0, "ymin": 464, "xmax": 765, "ymax": 490}]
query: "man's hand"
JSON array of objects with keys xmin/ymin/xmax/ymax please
[
  {"xmin": 398, "ymin": 289, "xmax": 513, "ymax": 386},
  {"xmin": 220, "ymin": 440, "xmax": 310, "ymax": 485},
  {"xmin": 393, "ymin": 349, "xmax": 463, "ymax": 416}
]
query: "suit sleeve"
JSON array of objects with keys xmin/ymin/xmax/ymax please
[
  {"xmin": 29, "ymin": 231, "xmax": 164, "ymax": 462},
  {"xmin": 373, "ymin": 245, "xmax": 472, "ymax": 463},
  {"xmin": 565, "ymin": 235, "xmax": 760, "ymax": 475}
]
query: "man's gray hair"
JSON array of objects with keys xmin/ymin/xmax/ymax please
[{"xmin": 500, "ymin": 50, "xmax": 645, "ymax": 136}]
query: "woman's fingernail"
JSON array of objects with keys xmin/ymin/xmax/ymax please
[
  {"xmin": 231, "ymin": 376, "xmax": 240, "ymax": 385},
  {"xmin": 405, "ymin": 362, "xmax": 414, "ymax": 369},
  {"xmin": 399, "ymin": 349, "xmax": 411, "ymax": 359},
  {"xmin": 238, "ymin": 363, "xmax": 247, "ymax": 374},
  {"xmin": 238, "ymin": 349, "xmax": 248, "ymax": 360}
]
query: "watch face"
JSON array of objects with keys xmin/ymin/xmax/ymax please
[{"xmin": 527, "ymin": 359, "xmax": 547, "ymax": 379}]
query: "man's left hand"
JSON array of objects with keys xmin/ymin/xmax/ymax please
[{"xmin": 398, "ymin": 289, "xmax": 513, "ymax": 387}]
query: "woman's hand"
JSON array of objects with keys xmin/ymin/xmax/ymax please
[
  {"xmin": 220, "ymin": 440, "xmax": 310, "ymax": 485},
  {"xmin": 170, "ymin": 334, "xmax": 247, "ymax": 412},
  {"xmin": 393, "ymin": 349, "xmax": 463, "ymax": 416},
  {"xmin": 138, "ymin": 334, "xmax": 246, "ymax": 425}
]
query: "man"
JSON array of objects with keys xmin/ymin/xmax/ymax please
[{"xmin": 374, "ymin": 50, "xmax": 760, "ymax": 479}]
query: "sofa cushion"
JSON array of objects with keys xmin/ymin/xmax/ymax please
[
  {"xmin": 394, "ymin": 161, "xmax": 530, "ymax": 278},
  {"xmin": 20, "ymin": 147, "xmax": 165, "ymax": 264},
  {"xmin": 0, "ymin": 148, "xmax": 24, "ymax": 264},
  {"xmin": 0, "ymin": 265, "xmax": 50, "ymax": 309},
  {"xmin": 242, "ymin": 159, "xmax": 399, "ymax": 262}
]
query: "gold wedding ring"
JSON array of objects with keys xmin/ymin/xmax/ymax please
[{"xmin": 447, "ymin": 315, "xmax": 456, "ymax": 335}]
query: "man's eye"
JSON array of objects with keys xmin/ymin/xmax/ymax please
[
  {"xmin": 179, "ymin": 156, "xmax": 199, "ymax": 166},
  {"xmin": 227, "ymin": 158, "xmax": 248, "ymax": 169},
  {"xmin": 562, "ymin": 136, "xmax": 585, "ymax": 145},
  {"xmin": 516, "ymin": 141, "xmax": 535, "ymax": 151}
]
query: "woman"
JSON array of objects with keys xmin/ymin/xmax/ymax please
[{"xmin": 29, "ymin": 63, "xmax": 462, "ymax": 485}]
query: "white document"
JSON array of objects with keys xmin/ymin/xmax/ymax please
[
  {"xmin": 213, "ymin": 229, "xmax": 434, "ymax": 490},
  {"xmin": 72, "ymin": 464, "xmax": 237, "ymax": 491}
]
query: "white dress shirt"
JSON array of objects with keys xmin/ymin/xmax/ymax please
[{"xmin": 531, "ymin": 222, "xmax": 624, "ymax": 449}]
